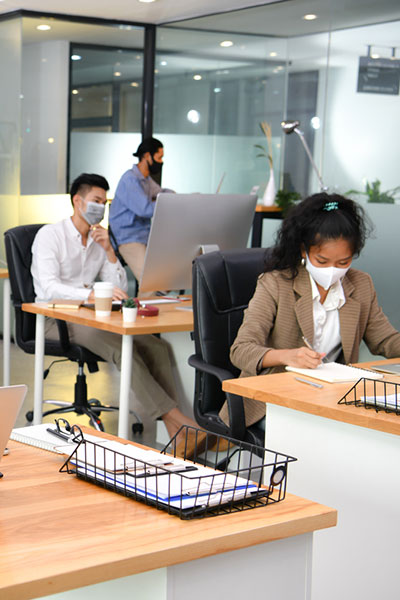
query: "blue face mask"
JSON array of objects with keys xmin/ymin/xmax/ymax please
[{"xmin": 80, "ymin": 201, "xmax": 105, "ymax": 225}]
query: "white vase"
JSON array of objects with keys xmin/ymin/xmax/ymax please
[
  {"xmin": 122, "ymin": 306, "xmax": 138, "ymax": 323},
  {"xmin": 262, "ymin": 169, "xmax": 276, "ymax": 206}
]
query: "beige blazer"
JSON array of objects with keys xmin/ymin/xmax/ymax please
[{"xmin": 225, "ymin": 265, "xmax": 400, "ymax": 427}]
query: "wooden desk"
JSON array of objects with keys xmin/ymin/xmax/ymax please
[
  {"xmin": 0, "ymin": 435, "xmax": 336, "ymax": 600},
  {"xmin": 251, "ymin": 205, "xmax": 283, "ymax": 248},
  {"xmin": 22, "ymin": 300, "xmax": 194, "ymax": 439},
  {"xmin": 0, "ymin": 268, "xmax": 10, "ymax": 386},
  {"xmin": 223, "ymin": 359, "xmax": 400, "ymax": 600}
]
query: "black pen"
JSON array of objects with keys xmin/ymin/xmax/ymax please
[{"xmin": 47, "ymin": 427, "xmax": 74, "ymax": 443}]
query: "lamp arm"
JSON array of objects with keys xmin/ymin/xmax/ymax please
[{"xmin": 293, "ymin": 127, "xmax": 327, "ymax": 191}]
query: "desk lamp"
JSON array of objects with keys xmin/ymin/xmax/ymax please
[{"xmin": 281, "ymin": 120, "xmax": 327, "ymax": 191}]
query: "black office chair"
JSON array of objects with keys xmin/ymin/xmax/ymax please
[
  {"xmin": 4, "ymin": 223, "xmax": 142, "ymax": 432},
  {"xmin": 188, "ymin": 248, "xmax": 268, "ymax": 449}
]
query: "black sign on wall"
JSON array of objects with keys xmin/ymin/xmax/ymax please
[{"xmin": 357, "ymin": 56, "xmax": 400, "ymax": 95}]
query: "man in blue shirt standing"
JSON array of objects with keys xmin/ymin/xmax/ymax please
[{"xmin": 109, "ymin": 137, "xmax": 172, "ymax": 284}]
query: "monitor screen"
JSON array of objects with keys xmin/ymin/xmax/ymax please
[{"xmin": 139, "ymin": 193, "xmax": 257, "ymax": 293}]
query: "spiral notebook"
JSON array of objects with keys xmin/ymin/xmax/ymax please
[{"xmin": 286, "ymin": 362, "xmax": 384, "ymax": 383}]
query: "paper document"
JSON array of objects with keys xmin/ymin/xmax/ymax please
[
  {"xmin": 286, "ymin": 362, "xmax": 384, "ymax": 383},
  {"xmin": 361, "ymin": 393, "xmax": 400, "ymax": 410}
]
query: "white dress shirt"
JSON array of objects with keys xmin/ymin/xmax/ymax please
[
  {"xmin": 309, "ymin": 273, "xmax": 345, "ymax": 362},
  {"xmin": 31, "ymin": 218, "xmax": 128, "ymax": 302}
]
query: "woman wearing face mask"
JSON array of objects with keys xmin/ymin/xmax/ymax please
[
  {"xmin": 109, "ymin": 137, "xmax": 174, "ymax": 287},
  {"xmin": 226, "ymin": 192, "xmax": 400, "ymax": 427}
]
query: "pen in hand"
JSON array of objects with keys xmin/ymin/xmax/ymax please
[{"xmin": 302, "ymin": 336, "xmax": 329, "ymax": 363}]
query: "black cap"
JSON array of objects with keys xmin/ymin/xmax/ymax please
[{"xmin": 133, "ymin": 137, "xmax": 163, "ymax": 159}]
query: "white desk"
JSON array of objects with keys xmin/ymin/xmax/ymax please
[
  {"xmin": 223, "ymin": 360, "xmax": 400, "ymax": 600},
  {"xmin": 0, "ymin": 268, "xmax": 10, "ymax": 386},
  {"xmin": 22, "ymin": 301, "xmax": 194, "ymax": 439},
  {"xmin": 0, "ymin": 433, "xmax": 337, "ymax": 600}
]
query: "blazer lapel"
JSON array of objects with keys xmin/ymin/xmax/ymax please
[
  {"xmin": 339, "ymin": 274, "xmax": 360, "ymax": 363},
  {"xmin": 293, "ymin": 267, "xmax": 314, "ymax": 343}
]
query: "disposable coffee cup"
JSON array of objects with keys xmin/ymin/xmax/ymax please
[{"xmin": 93, "ymin": 282, "xmax": 113, "ymax": 317}]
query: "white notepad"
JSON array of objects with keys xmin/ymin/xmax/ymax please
[{"xmin": 286, "ymin": 362, "xmax": 384, "ymax": 383}]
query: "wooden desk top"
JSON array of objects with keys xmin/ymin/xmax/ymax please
[
  {"xmin": 0, "ymin": 267, "xmax": 9, "ymax": 279},
  {"xmin": 0, "ymin": 435, "xmax": 336, "ymax": 600},
  {"xmin": 22, "ymin": 299, "xmax": 194, "ymax": 336},
  {"xmin": 223, "ymin": 358, "xmax": 400, "ymax": 437},
  {"xmin": 255, "ymin": 205, "xmax": 282, "ymax": 213}
]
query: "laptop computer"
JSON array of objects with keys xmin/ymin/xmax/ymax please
[{"xmin": 0, "ymin": 385, "xmax": 27, "ymax": 476}]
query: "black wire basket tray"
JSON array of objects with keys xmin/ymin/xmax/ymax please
[
  {"xmin": 60, "ymin": 426, "xmax": 297, "ymax": 520},
  {"xmin": 338, "ymin": 377, "xmax": 400, "ymax": 415}
]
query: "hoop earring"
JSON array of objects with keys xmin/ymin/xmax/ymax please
[{"xmin": 301, "ymin": 257, "xmax": 306, "ymax": 266}]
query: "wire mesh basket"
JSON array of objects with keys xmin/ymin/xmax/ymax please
[
  {"xmin": 60, "ymin": 426, "xmax": 297, "ymax": 519},
  {"xmin": 338, "ymin": 377, "xmax": 400, "ymax": 414}
]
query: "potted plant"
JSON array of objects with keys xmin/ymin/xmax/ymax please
[
  {"xmin": 275, "ymin": 189, "xmax": 301, "ymax": 216},
  {"xmin": 347, "ymin": 179, "xmax": 400, "ymax": 204},
  {"xmin": 122, "ymin": 297, "xmax": 139, "ymax": 323}
]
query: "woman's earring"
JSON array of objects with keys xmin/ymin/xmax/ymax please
[{"xmin": 301, "ymin": 257, "xmax": 306, "ymax": 266}]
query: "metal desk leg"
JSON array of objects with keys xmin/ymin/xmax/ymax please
[
  {"xmin": 3, "ymin": 278, "xmax": 10, "ymax": 386},
  {"xmin": 118, "ymin": 334, "xmax": 133, "ymax": 439},
  {"xmin": 251, "ymin": 212, "xmax": 263, "ymax": 248},
  {"xmin": 33, "ymin": 313, "xmax": 45, "ymax": 425}
]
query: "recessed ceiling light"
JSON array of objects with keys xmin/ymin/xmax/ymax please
[
  {"xmin": 220, "ymin": 40, "xmax": 233, "ymax": 48},
  {"xmin": 130, "ymin": 82, "xmax": 139, "ymax": 87},
  {"xmin": 47, "ymin": 137, "xmax": 55, "ymax": 144},
  {"xmin": 138, "ymin": 0, "xmax": 157, "ymax": 3},
  {"xmin": 71, "ymin": 55, "xmax": 82, "ymax": 61},
  {"xmin": 187, "ymin": 110, "xmax": 200, "ymax": 124},
  {"xmin": 303, "ymin": 14, "xmax": 317, "ymax": 20},
  {"xmin": 72, "ymin": 89, "xmax": 79, "ymax": 95},
  {"xmin": 160, "ymin": 60, "xmax": 167, "ymax": 66},
  {"xmin": 269, "ymin": 51, "xmax": 277, "ymax": 57},
  {"xmin": 193, "ymin": 74, "xmax": 202, "ymax": 81},
  {"xmin": 214, "ymin": 87, "xmax": 221, "ymax": 93},
  {"xmin": 114, "ymin": 71, "xmax": 121, "ymax": 77},
  {"xmin": 36, "ymin": 24, "xmax": 51, "ymax": 31},
  {"xmin": 371, "ymin": 53, "xmax": 380, "ymax": 59}
]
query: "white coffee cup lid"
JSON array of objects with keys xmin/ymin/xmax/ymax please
[{"xmin": 93, "ymin": 281, "xmax": 113, "ymax": 290}]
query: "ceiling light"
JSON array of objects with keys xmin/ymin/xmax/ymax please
[
  {"xmin": 160, "ymin": 60, "xmax": 167, "ymax": 66},
  {"xmin": 311, "ymin": 116, "xmax": 321, "ymax": 130},
  {"xmin": 36, "ymin": 24, "xmax": 51, "ymax": 31},
  {"xmin": 138, "ymin": 0, "xmax": 157, "ymax": 3},
  {"xmin": 371, "ymin": 53, "xmax": 380, "ymax": 59},
  {"xmin": 220, "ymin": 40, "xmax": 233, "ymax": 48},
  {"xmin": 71, "ymin": 55, "xmax": 82, "ymax": 61},
  {"xmin": 193, "ymin": 74, "xmax": 202, "ymax": 81},
  {"xmin": 214, "ymin": 87, "xmax": 221, "ymax": 93},
  {"xmin": 130, "ymin": 82, "xmax": 139, "ymax": 87},
  {"xmin": 72, "ymin": 89, "xmax": 79, "ymax": 95},
  {"xmin": 47, "ymin": 137, "xmax": 55, "ymax": 144},
  {"xmin": 114, "ymin": 71, "xmax": 121, "ymax": 77},
  {"xmin": 303, "ymin": 14, "xmax": 317, "ymax": 20},
  {"xmin": 187, "ymin": 110, "xmax": 200, "ymax": 124},
  {"xmin": 269, "ymin": 51, "xmax": 277, "ymax": 57}
]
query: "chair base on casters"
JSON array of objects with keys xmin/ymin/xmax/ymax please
[{"xmin": 25, "ymin": 365, "xmax": 144, "ymax": 434}]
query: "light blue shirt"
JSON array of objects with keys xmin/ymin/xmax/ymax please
[{"xmin": 109, "ymin": 164, "xmax": 162, "ymax": 246}]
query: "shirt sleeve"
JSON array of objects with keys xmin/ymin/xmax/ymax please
[
  {"xmin": 31, "ymin": 227, "xmax": 92, "ymax": 301},
  {"xmin": 115, "ymin": 173, "xmax": 155, "ymax": 218},
  {"xmin": 98, "ymin": 258, "xmax": 128, "ymax": 293}
]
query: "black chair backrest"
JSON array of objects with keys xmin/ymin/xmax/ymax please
[
  {"xmin": 191, "ymin": 248, "xmax": 268, "ymax": 415},
  {"xmin": 4, "ymin": 224, "xmax": 45, "ymax": 346}
]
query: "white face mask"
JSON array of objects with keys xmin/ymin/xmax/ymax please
[
  {"xmin": 304, "ymin": 253, "xmax": 351, "ymax": 290},
  {"xmin": 80, "ymin": 200, "xmax": 105, "ymax": 225}
]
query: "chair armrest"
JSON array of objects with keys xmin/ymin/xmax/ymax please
[
  {"xmin": 188, "ymin": 354, "xmax": 246, "ymax": 440},
  {"xmin": 188, "ymin": 354, "xmax": 235, "ymax": 382}
]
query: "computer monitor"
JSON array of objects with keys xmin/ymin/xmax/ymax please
[{"xmin": 139, "ymin": 193, "xmax": 257, "ymax": 293}]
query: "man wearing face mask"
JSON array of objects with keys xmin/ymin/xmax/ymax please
[
  {"xmin": 31, "ymin": 173, "xmax": 199, "ymax": 442},
  {"xmin": 109, "ymin": 137, "xmax": 173, "ymax": 284}
]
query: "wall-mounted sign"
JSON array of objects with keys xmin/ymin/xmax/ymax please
[{"xmin": 357, "ymin": 56, "xmax": 400, "ymax": 95}]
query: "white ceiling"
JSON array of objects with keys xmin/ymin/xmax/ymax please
[
  {"xmin": 1, "ymin": 0, "xmax": 400, "ymax": 36},
  {"xmin": 0, "ymin": 0, "xmax": 280, "ymax": 25}
]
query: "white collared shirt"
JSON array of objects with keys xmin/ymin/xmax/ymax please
[
  {"xmin": 31, "ymin": 218, "xmax": 128, "ymax": 302},
  {"xmin": 308, "ymin": 273, "xmax": 345, "ymax": 361}
]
